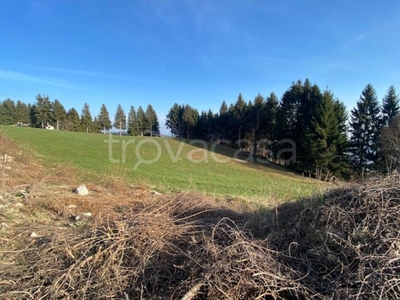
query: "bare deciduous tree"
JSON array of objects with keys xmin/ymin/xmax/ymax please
[{"xmin": 380, "ymin": 115, "xmax": 400, "ymax": 174}]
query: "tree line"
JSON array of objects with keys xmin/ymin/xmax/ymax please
[
  {"xmin": 0, "ymin": 95, "xmax": 160, "ymax": 136},
  {"xmin": 165, "ymin": 79, "xmax": 400, "ymax": 180}
]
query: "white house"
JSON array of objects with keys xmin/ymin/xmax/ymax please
[{"xmin": 45, "ymin": 123, "xmax": 54, "ymax": 130}]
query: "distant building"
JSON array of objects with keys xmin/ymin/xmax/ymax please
[{"xmin": 45, "ymin": 123, "xmax": 54, "ymax": 130}]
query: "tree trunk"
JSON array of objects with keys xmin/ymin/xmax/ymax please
[
  {"xmin": 56, "ymin": 119, "xmax": 59, "ymax": 130},
  {"xmin": 253, "ymin": 131, "xmax": 257, "ymax": 156}
]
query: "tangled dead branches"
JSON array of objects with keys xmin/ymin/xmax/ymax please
[
  {"xmin": 1, "ymin": 194, "xmax": 309, "ymax": 299},
  {"xmin": 1, "ymin": 176, "xmax": 400, "ymax": 299},
  {"xmin": 277, "ymin": 175, "xmax": 400, "ymax": 299}
]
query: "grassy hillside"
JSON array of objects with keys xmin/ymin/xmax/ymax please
[{"xmin": 1, "ymin": 126, "xmax": 325, "ymax": 202}]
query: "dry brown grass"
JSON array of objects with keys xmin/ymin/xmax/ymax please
[{"xmin": 1, "ymin": 194, "xmax": 310, "ymax": 299}]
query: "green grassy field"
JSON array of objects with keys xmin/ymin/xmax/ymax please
[{"xmin": 1, "ymin": 126, "xmax": 326, "ymax": 203}]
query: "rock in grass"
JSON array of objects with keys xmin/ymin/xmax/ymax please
[
  {"xmin": 151, "ymin": 190, "xmax": 162, "ymax": 196},
  {"xmin": 73, "ymin": 185, "xmax": 89, "ymax": 196},
  {"xmin": 0, "ymin": 223, "xmax": 10, "ymax": 228},
  {"xmin": 30, "ymin": 232, "xmax": 40, "ymax": 238},
  {"xmin": 75, "ymin": 212, "xmax": 92, "ymax": 221}
]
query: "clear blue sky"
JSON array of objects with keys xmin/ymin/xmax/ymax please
[{"xmin": 1, "ymin": 1, "xmax": 399, "ymax": 134}]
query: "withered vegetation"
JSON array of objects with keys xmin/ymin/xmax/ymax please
[{"xmin": 1, "ymin": 133, "xmax": 399, "ymax": 299}]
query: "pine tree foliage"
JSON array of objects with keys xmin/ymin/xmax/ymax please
[
  {"xmin": 0, "ymin": 99, "xmax": 17, "ymax": 125},
  {"xmin": 217, "ymin": 101, "xmax": 229, "ymax": 139},
  {"xmin": 264, "ymin": 92, "xmax": 279, "ymax": 140},
  {"xmin": 114, "ymin": 104, "xmax": 126, "ymax": 136},
  {"xmin": 66, "ymin": 108, "xmax": 81, "ymax": 131},
  {"xmin": 349, "ymin": 84, "xmax": 382, "ymax": 177},
  {"xmin": 145, "ymin": 104, "xmax": 158, "ymax": 136},
  {"xmin": 15, "ymin": 100, "xmax": 30, "ymax": 125},
  {"xmin": 52, "ymin": 99, "xmax": 67, "ymax": 130},
  {"xmin": 127, "ymin": 106, "xmax": 139, "ymax": 136},
  {"xmin": 182, "ymin": 105, "xmax": 199, "ymax": 139},
  {"xmin": 34, "ymin": 94, "xmax": 53, "ymax": 129},
  {"xmin": 92, "ymin": 116, "xmax": 102, "ymax": 133},
  {"xmin": 81, "ymin": 103, "xmax": 93, "ymax": 133},
  {"xmin": 136, "ymin": 106, "xmax": 148, "ymax": 136},
  {"xmin": 152, "ymin": 114, "xmax": 160, "ymax": 136},
  {"xmin": 304, "ymin": 91, "xmax": 347, "ymax": 179},
  {"xmin": 166, "ymin": 103, "xmax": 185, "ymax": 137},
  {"xmin": 382, "ymin": 85, "xmax": 400, "ymax": 126},
  {"xmin": 98, "ymin": 104, "xmax": 112, "ymax": 134}
]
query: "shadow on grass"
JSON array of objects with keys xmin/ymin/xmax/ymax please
[{"xmin": 177, "ymin": 137, "xmax": 299, "ymax": 175}]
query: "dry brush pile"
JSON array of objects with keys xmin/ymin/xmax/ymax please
[
  {"xmin": 1, "ymin": 193, "xmax": 311, "ymax": 299},
  {"xmin": 2, "ymin": 176, "xmax": 400, "ymax": 299},
  {"xmin": 276, "ymin": 175, "xmax": 400, "ymax": 299}
]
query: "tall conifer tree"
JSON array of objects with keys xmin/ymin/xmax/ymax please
[
  {"xmin": 382, "ymin": 85, "xmax": 400, "ymax": 126},
  {"xmin": 136, "ymin": 106, "xmax": 148, "ymax": 136},
  {"xmin": 81, "ymin": 103, "xmax": 93, "ymax": 133},
  {"xmin": 98, "ymin": 104, "xmax": 112, "ymax": 134},
  {"xmin": 52, "ymin": 99, "xmax": 67, "ymax": 130},
  {"xmin": 114, "ymin": 104, "xmax": 126, "ymax": 136},
  {"xmin": 349, "ymin": 84, "xmax": 382, "ymax": 177}
]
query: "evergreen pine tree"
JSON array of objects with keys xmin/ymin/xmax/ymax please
[
  {"xmin": 152, "ymin": 114, "xmax": 160, "ymax": 136},
  {"xmin": 66, "ymin": 108, "xmax": 81, "ymax": 131},
  {"xmin": 127, "ymin": 106, "xmax": 139, "ymax": 136},
  {"xmin": 114, "ymin": 104, "xmax": 127, "ymax": 136},
  {"xmin": 136, "ymin": 106, "xmax": 148, "ymax": 136},
  {"xmin": 52, "ymin": 99, "xmax": 67, "ymax": 130},
  {"xmin": 276, "ymin": 82, "xmax": 303, "ymax": 164},
  {"xmin": 92, "ymin": 116, "xmax": 102, "ymax": 133},
  {"xmin": 145, "ymin": 104, "xmax": 157, "ymax": 136},
  {"xmin": 98, "ymin": 104, "xmax": 112, "ymax": 134},
  {"xmin": 304, "ymin": 90, "xmax": 343, "ymax": 179},
  {"xmin": 81, "ymin": 103, "xmax": 93, "ymax": 133},
  {"xmin": 232, "ymin": 93, "xmax": 247, "ymax": 144},
  {"xmin": 349, "ymin": 84, "xmax": 382, "ymax": 177},
  {"xmin": 331, "ymin": 99, "xmax": 349, "ymax": 178},
  {"xmin": 166, "ymin": 103, "xmax": 181, "ymax": 137},
  {"xmin": 182, "ymin": 105, "xmax": 199, "ymax": 139},
  {"xmin": 34, "ymin": 94, "xmax": 53, "ymax": 128},
  {"xmin": 0, "ymin": 99, "xmax": 17, "ymax": 125},
  {"xmin": 264, "ymin": 92, "xmax": 279, "ymax": 140},
  {"xmin": 247, "ymin": 93, "xmax": 264, "ymax": 154},
  {"xmin": 382, "ymin": 85, "xmax": 400, "ymax": 126},
  {"xmin": 29, "ymin": 104, "xmax": 37, "ymax": 126},
  {"xmin": 218, "ymin": 100, "xmax": 229, "ymax": 139},
  {"xmin": 15, "ymin": 100, "xmax": 30, "ymax": 125}
]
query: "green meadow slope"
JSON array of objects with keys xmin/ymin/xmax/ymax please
[{"xmin": 1, "ymin": 126, "xmax": 325, "ymax": 202}]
